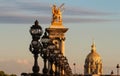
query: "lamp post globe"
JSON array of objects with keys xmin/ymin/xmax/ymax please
[
  {"xmin": 48, "ymin": 42, "xmax": 56, "ymax": 52},
  {"xmin": 30, "ymin": 20, "xmax": 43, "ymax": 40},
  {"xmin": 63, "ymin": 57, "xmax": 67, "ymax": 64},
  {"xmin": 41, "ymin": 31, "xmax": 50, "ymax": 48},
  {"xmin": 58, "ymin": 53, "xmax": 62, "ymax": 58}
]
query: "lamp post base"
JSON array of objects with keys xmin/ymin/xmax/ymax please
[
  {"xmin": 31, "ymin": 73, "xmax": 41, "ymax": 76},
  {"xmin": 21, "ymin": 72, "xmax": 42, "ymax": 76}
]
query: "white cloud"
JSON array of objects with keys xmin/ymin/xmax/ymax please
[{"xmin": 16, "ymin": 59, "xmax": 30, "ymax": 65}]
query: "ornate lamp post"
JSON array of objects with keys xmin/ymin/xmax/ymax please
[
  {"xmin": 48, "ymin": 42, "xmax": 56, "ymax": 76},
  {"xmin": 57, "ymin": 53, "xmax": 63, "ymax": 76},
  {"xmin": 64, "ymin": 61, "xmax": 73, "ymax": 76},
  {"xmin": 54, "ymin": 50, "xmax": 61, "ymax": 76},
  {"xmin": 55, "ymin": 56, "xmax": 59, "ymax": 76},
  {"xmin": 64, "ymin": 62, "xmax": 69, "ymax": 75},
  {"xmin": 61, "ymin": 56, "xmax": 67, "ymax": 76},
  {"xmin": 29, "ymin": 20, "xmax": 43, "ymax": 76},
  {"xmin": 40, "ymin": 31, "xmax": 50, "ymax": 75},
  {"xmin": 116, "ymin": 64, "xmax": 119, "ymax": 76}
]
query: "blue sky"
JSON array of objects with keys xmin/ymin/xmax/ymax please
[{"xmin": 0, "ymin": 0, "xmax": 120, "ymax": 75}]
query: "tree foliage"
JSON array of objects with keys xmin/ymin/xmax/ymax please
[{"xmin": 0, "ymin": 71, "xmax": 17, "ymax": 76}]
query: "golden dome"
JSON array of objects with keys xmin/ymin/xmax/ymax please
[
  {"xmin": 85, "ymin": 41, "xmax": 102, "ymax": 63},
  {"xmin": 84, "ymin": 41, "xmax": 103, "ymax": 75},
  {"xmin": 86, "ymin": 51, "xmax": 102, "ymax": 63}
]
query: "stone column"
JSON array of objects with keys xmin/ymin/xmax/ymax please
[{"xmin": 61, "ymin": 38, "xmax": 65, "ymax": 55}]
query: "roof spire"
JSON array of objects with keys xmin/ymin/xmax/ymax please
[{"xmin": 91, "ymin": 39, "xmax": 96, "ymax": 52}]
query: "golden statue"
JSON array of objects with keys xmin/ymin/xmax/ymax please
[{"xmin": 52, "ymin": 4, "xmax": 64, "ymax": 23}]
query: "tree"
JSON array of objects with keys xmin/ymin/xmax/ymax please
[
  {"xmin": 0, "ymin": 71, "xmax": 5, "ymax": 76},
  {"xmin": 0, "ymin": 71, "xmax": 17, "ymax": 76}
]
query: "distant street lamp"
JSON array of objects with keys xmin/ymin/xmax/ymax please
[
  {"xmin": 73, "ymin": 63, "xmax": 76, "ymax": 75},
  {"xmin": 111, "ymin": 70, "xmax": 114, "ymax": 75},
  {"xmin": 116, "ymin": 64, "xmax": 119, "ymax": 76},
  {"xmin": 29, "ymin": 20, "xmax": 43, "ymax": 76}
]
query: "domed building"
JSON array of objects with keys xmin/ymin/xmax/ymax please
[{"xmin": 84, "ymin": 41, "xmax": 103, "ymax": 75}]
